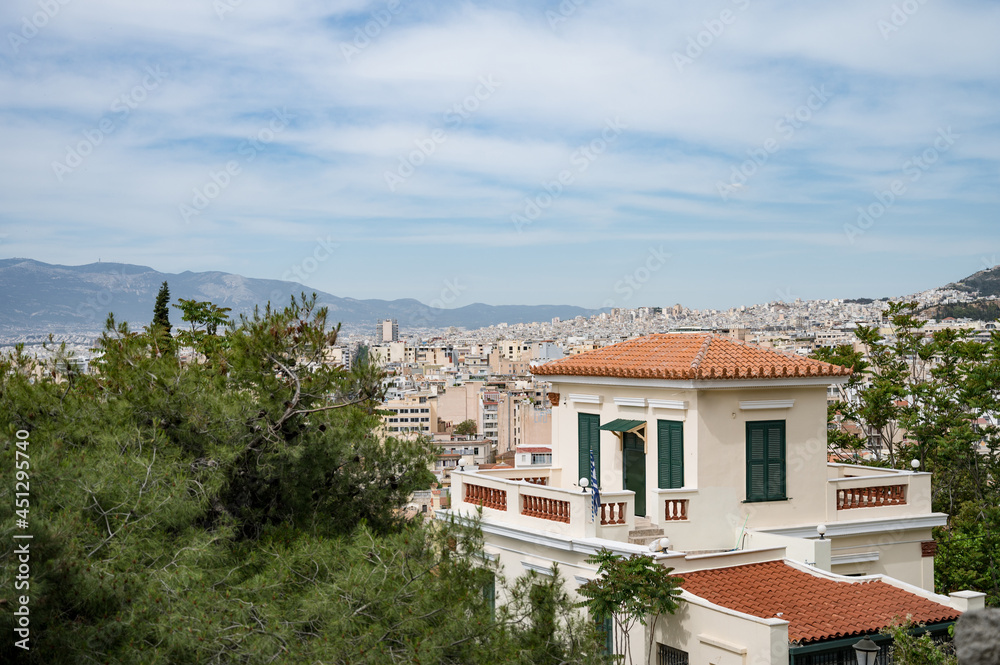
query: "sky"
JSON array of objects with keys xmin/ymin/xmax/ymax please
[{"xmin": 1, "ymin": 0, "xmax": 998, "ymax": 311}]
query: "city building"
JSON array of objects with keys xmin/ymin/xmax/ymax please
[
  {"xmin": 381, "ymin": 392, "xmax": 436, "ymax": 437},
  {"xmin": 376, "ymin": 318, "xmax": 398, "ymax": 344}
]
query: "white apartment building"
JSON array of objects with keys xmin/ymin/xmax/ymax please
[{"xmin": 440, "ymin": 333, "xmax": 982, "ymax": 664}]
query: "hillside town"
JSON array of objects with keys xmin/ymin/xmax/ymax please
[
  {"xmin": 346, "ymin": 281, "xmax": 999, "ymax": 490},
  {"xmin": 7, "ymin": 278, "xmax": 998, "ymax": 491},
  {"xmin": 4, "ymin": 276, "xmax": 999, "ymax": 662}
]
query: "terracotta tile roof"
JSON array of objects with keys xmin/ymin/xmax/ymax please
[
  {"xmin": 531, "ymin": 333, "xmax": 851, "ymax": 380},
  {"xmin": 515, "ymin": 446, "xmax": 552, "ymax": 453},
  {"xmin": 679, "ymin": 561, "xmax": 959, "ymax": 645}
]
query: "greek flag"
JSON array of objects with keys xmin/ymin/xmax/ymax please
[{"xmin": 590, "ymin": 448, "xmax": 600, "ymax": 522}]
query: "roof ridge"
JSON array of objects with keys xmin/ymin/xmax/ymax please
[{"xmin": 689, "ymin": 333, "xmax": 713, "ymax": 376}]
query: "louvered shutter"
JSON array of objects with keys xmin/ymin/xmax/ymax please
[
  {"xmin": 746, "ymin": 423, "xmax": 767, "ymax": 501},
  {"xmin": 746, "ymin": 420, "xmax": 786, "ymax": 501},
  {"xmin": 766, "ymin": 422, "xmax": 786, "ymax": 499},
  {"xmin": 578, "ymin": 413, "xmax": 600, "ymax": 485},
  {"xmin": 657, "ymin": 420, "xmax": 684, "ymax": 489}
]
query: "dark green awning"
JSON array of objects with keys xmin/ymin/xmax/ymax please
[{"xmin": 599, "ymin": 419, "xmax": 646, "ymax": 433}]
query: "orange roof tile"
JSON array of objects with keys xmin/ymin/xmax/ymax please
[
  {"xmin": 679, "ymin": 561, "xmax": 959, "ymax": 645},
  {"xmin": 531, "ymin": 333, "xmax": 851, "ymax": 380}
]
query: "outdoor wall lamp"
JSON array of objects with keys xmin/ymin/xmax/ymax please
[{"xmin": 851, "ymin": 637, "xmax": 879, "ymax": 665}]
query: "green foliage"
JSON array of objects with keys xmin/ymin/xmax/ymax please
[
  {"xmin": 498, "ymin": 564, "xmax": 609, "ymax": 665},
  {"xmin": 173, "ymin": 298, "xmax": 232, "ymax": 359},
  {"xmin": 0, "ymin": 294, "xmax": 608, "ymax": 664},
  {"xmin": 813, "ymin": 302, "xmax": 1000, "ymax": 606},
  {"xmin": 454, "ymin": 419, "xmax": 477, "ymax": 436},
  {"xmin": 881, "ymin": 618, "xmax": 956, "ymax": 665},
  {"xmin": 811, "ymin": 344, "xmax": 869, "ymax": 457},
  {"xmin": 152, "ymin": 281, "xmax": 172, "ymax": 333},
  {"xmin": 578, "ymin": 549, "xmax": 683, "ymax": 665}
]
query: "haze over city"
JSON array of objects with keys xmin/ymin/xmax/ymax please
[{"xmin": 2, "ymin": 0, "xmax": 998, "ymax": 310}]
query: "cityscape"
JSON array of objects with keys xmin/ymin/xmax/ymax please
[{"xmin": 3, "ymin": 0, "xmax": 999, "ymax": 662}]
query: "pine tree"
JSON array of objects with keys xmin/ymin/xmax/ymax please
[
  {"xmin": 152, "ymin": 280, "xmax": 171, "ymax": 334},
  {"xmin": 0, "ymin": 294, "xmax": 610, "ymax": 664}
]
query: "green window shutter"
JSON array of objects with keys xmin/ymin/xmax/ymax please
[
  {"xmin": 747, "ymin": 423, "xmax": 767, "ymax": 501},
  {"xmin": 579, "ymin": 413, "xmax": 600, "ymax": 485},
  {"xmin": 746, "ymin": 421, "xmax": 785, "ymax": 501},
  {"xmin": 657, "ymin": 420, "xmax": 684, "ymax": 489},
  {"xmin": 766, "ymin": 422, "xmax": 786, "ymax": 500},
  {"xmin": 596, "ymin": 615, "xmax": 613, "ymax": 655},
  {"xmin": 483, "ymin": 574, "xmax": 496, "ymax": 617}
]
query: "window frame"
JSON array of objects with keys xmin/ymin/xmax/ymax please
[{"xmin": 745, "ymin": 420, "xmax": 787, "ymax": 503}]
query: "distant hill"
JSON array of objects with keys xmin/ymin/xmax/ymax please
[
  {"xmin": 0, "ymin": 259, "xmax": 603, "ymax": 335},
  {"xmin": 913, "ymin": 265, "xmax": 1000, "ymax": 321},
  {"xmin": 948, "ymin": 265, "xmax": 1000, "ymax": 298},
  {"xmin": 919, "ymin": 300, "xmax": 1000, "ymax": 322}
]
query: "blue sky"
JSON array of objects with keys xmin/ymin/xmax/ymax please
[{"xmin": 1, "ymin": 0, "xmax": 998, "ymax": 310}]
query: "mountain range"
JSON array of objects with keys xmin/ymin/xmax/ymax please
[{"xmin": 0, "ymin": 259, "xmax": 603, "ymax": 334}]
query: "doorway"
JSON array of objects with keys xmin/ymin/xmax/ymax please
[{"xmin": 623, "ymin": 431, "xmax": 646, "ymax": 517}]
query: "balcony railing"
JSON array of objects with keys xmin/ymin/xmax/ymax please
[
  {"xmin": 473, "ymin": 466, "xmax": 563, "ymax": 487},
  {"xmin": 827, "ymin": 463, "xmax": 931, "ymax": 519},
  {"xmin": 465, "ymin": 483, "xmax": 507, "ymax": 511},
  {"xmin": 837, "ymin": 484, "xmax": 906, "ymax": 510},
  {"xmin": 509, "ymin": 476, "xmax": 548, "ymax": 485},
  {"xmin": 655, "ymin": 488, "xmax": 696, "ymax": 525},
  {"xmin": 663, "ymin": 498, "xmax": 689, "ymax": 521},
  {"xmin": 600, "ymin": 501, "xmax": 627, "ymax": 525},
  {"xmin": 448, "ymin": 470, "xmax": 634, "ymax": 539},
  {"xmin": 522, "ymin": 494, "xmax": 570, "ymax": 523}
]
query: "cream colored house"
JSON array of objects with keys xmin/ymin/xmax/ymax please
[{"xmin": 440, "ymin": 334, "xmax": 981, "ymax": 664}]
